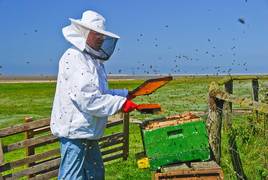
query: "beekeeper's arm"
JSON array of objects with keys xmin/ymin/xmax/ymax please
[
  {"xmin": 105, "ymin": 88, "xmax": 128, "ymax": 97},
  {"xmin": 100, "ymin": 64, "xmax": 129, "ymax": 97}
]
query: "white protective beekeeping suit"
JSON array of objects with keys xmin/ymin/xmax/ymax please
[{"xmin": 50, "ymin": 10, "xmax": 128, "ymax": 139}]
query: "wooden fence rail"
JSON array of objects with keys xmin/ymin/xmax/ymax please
[
  {"xmin": 217, "ymin": 75, "xmax": 268, "ymax": 85},
  {"xmin": 0, "ymin": 113, "xmax": 129, "ymax": 179},
  {"xmin": 207, "ymin": 78, "xmax": 268, "ymax": 180}
]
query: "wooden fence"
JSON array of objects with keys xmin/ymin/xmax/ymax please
[
  {"xmin": 0, "ymin": 113, "xmax": 129, "ymax": 179},
  {"xmin": 206, "ymin": 76, "xmax": 268, "ymax": 179}
]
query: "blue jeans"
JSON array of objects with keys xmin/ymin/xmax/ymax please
[{"xmin": 58, "ymin": 138, "xmax": 104, "ymax": 180}]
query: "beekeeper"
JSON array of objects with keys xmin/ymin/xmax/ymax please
[{"xmin": 50, "ymin": 10, "xmax": 138, "ymax": 180}]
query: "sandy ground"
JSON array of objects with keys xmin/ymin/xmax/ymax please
[
  {"xmin": 0, "ymin": 79, "xmax": 140, "ymax": 83},
  {"xmin": 0, "ymin": 75, "xmax": 154, "ymax": 83},
  {"xmin": 1, "ymin": 74, "xmax": 266, "ymax": 83},
  {"xmin": 0, "ymin": 80, "xmax": 57, "ymax": 83}
]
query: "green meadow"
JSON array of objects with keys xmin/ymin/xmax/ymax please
[{"xmin": 0, "ymin": 76, "xmax": 267, "ymax": 179}]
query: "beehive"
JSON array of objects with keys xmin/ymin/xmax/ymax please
[
  {"xmin": 153, "ymin": 161, "xmax": 224, "ymax": 180},
  {"xmin": 141, "ymin": 113, "xmax": 210, "ymax": 170}
]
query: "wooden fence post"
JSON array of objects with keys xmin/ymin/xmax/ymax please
[
  {"xmin": 0, "ymin": 139, "xmax": 3, "ymax": 180},
  {"xmin": 122, "ymin": 113, "xmax": 129, "ymax": 160},
  {"xmin": 252, "ymin": 79, "xmax": 259, "ymax": 121},
  {"xmin": 207, "ymin": 86, "xmax": 224, "ymax": 164},
  {"xmin": 0, "ymin": 140, "xmax": 3, "ymax": 165},
  {"xmin": 24, "ymin": 117, "xmax": 35, "ymax": 178},
  {"xmin": 224, "ymin": 80, "xmax": 233, "ymax": 130},
  {"xmin": 264, "ymin": 88, "xmax": 268, "ymax": 170},
  {"xmin": 223, "ymin": 101, "xmax": 247, "ymax": 180}
]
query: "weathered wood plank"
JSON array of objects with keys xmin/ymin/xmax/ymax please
[
  {"xmin": 101, "ymin": 146, "xmax": 124, "ymax": 156},
  {"xmin": 99, "ymin": 138, "xmax": 124, "ymax": 149},
  {"xmin": 33, "ymin": 126, "xmax": 50, "ymax": 135},
  {"xmin": 29, "ymin": 156, "xmax": 60, "ymax": 177},
  {"xmin": 264, "ymin": 89, "xmax": 268, "ymax": 170},
  {"xmin": 24, "ymin": 117, "xmax": 35, "ymax": 173},
  {"xmin": 215, "ymin": 91, "xmax": 268, "ymax": 113},
  {"xmin": 103, "ymin": 153, "xmax": 124, "ymax": 162},
  {"xmin": 252, "ymin": 79, "xmax": 259, "ymax": 102},
  {"xmin": 223, "ymin": 101, "xmax": 247, "ymax": 180},
  {"xmin": 3, "ymin": 158, "xmax": 60, "ymax": 179},
  {"xmin": 224, "ymin": 80, "xmax": 233, "ymax": 131},
  {"xmin": 252, "ymin": 79, "xmax": 259, "ymax": 120},
  {"xmin": 106, "ymin": 119, "xmax": 123, "ymax": 128},
  {"xmin": 122, "ymin": 113, "xmax": 129, "ymax": 160},
  {"xmin": 3, "ymin": 135, "xmax": 57, "ymax": 153},
  {"xmin": 228, "ymin": 135, "xmax": 247, "ymax": 179},
  {"xmin": 209, "ymin": 82, "xmax": 268, "ymax": 114},
  {"xmin": 29, "ymin": 146, "xmax": 125, "ymax": 177},
  {"xmin": 218, "ymin": 75, "xmax": 268, "ymax": 85},
  {"xmin": 0, "ymin": 140, "xmax": 3, "ymax": 164},
  {"xmin": 99, "ymin": 132, "xmax": 124, "ymax": 142},
  {"xmin": 31, "ymin": 157, "xmax": 60, "ymax": 178},
  {"xmin": 0, "ymin": 149, "xmax": 60, "ymax": 172},
  {"xmin": 161, "ymin": 161, "xmax": 221, "ymax": 172},
  {"xmin": 29, "ymin": 169, "xmax": 58, "ymax": 180},
  {"xmin": 207, "ymin": 82, "xmax": 224, "ymax": 164},
  {"xmin": 191, "ymin": 161, "xmax": 220, "ymax": 169},
  {"xmin": 207, "ymin": 94, "xmax": 223, "ymax": 164},
  {"xmin": 233, "ymin": 76, "xmax": 268, "ymax": 81},
  {"xmin": 154, "ymin": 168, "xmax": 224, "ymax": 180},
  {"xmin": 33, "ymin": 156, "xmax": 60, "ymax": 167},
  {"xmin": 0, "ymin": 118, "xmax": 50, "ymax": 138},
  {"xmin": 31, "ymin": 138, "xmax": 58, "ymax": 150},
  {"xmin": 224, "ymin": 80, "xmax": 233, "ymax": 109}
]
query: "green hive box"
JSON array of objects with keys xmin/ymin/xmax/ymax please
[{"xmin": 141, "ymin": 114, "xmax": 210, "ymax": 170}]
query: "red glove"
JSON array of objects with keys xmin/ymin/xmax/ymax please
[{"xmin": 122, "ymin": 99, "xmax": 138, "ymax": 113}]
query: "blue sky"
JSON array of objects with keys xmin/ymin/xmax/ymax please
[{"xmin": 0, "ymin": 0, "xmax": 267, "ymax": 76}]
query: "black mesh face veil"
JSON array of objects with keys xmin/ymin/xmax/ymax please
[{"xmin": 85, "ymin": 35, "xmax": 118, "ymax": 60}]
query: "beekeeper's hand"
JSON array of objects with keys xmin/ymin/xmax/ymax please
[{"xmin": 122, "ymin": 99, "xmax": 138, "ymax": 113}]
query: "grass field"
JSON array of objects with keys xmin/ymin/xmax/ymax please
[{"xmin": 0, "ymin": 76, "xmax": 267, "ymax": 179}]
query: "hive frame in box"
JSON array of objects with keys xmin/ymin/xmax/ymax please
[{"xmin": 136, "ymin": 104, "xmax": 162, "ymax": 114}]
